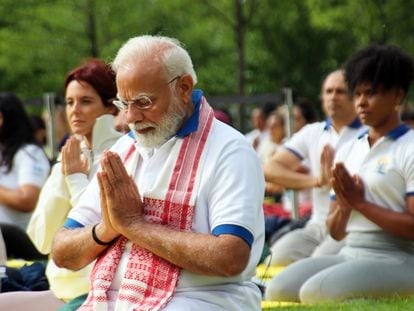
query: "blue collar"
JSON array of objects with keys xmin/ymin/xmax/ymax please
[
  {"xmin": 323, "ymin": 118, "xmax": 331, "ymax": 130},
  {"xmin": 387, "ymin": 124, "xmax": 411, "ymax": 140},
  {"xmin": 323, "ymin": 117, "xmax": 362, "ymax": 130},
  {"xmin": 358, "ymin": 124, "xmax": 411, "ymax": 140},
  {"xmin": 348, "ymin": 118, "xmax": 363, "ymax": 129},
  {"xmin": 176, "ymin": 89, "xmax": 203, "ymax": 138}
]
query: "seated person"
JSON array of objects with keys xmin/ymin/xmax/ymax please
[
  {"xmin": 0, "ymin": 92, "xmax": 50, "ymax": 260},
  {"xmin": 263, "ymin": 69, "xmax": 366, "ymax": 266},
  {"xmin": 266, "ymin": 44, "xmax": 414, "ymax": 303},
  {"xmin": 0, "ymin": 59, "xmax": 122, "ymax": 311},
  {"xmin": 52, "ymin": 35, "xmax": 265, "ymax": 311}
]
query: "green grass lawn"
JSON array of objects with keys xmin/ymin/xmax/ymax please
[{"xmin": 263, "ymin": 296, "xmax": 414, "ymax": 311}]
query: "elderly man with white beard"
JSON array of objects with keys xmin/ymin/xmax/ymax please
[{"xmin": 52, "ymin": 35, "xmax": 265, "ymax": 311}]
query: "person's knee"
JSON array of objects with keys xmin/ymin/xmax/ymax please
[
  {"xmin": 268, "ymin": 247, "xmax": 296, "ymax": 266},
  {"xmin": 269, "ymin": 237, "xmax": 314, "ymax": 266},
  {"xmin": 299, "ymin": 279, "xmax": 323, "ymax": 303},
  {"xmin": 299, "ymin": 272, "xmax": 343, "ymax": 304},
  {"xmin": 264, "ymin": 274, "xmax": 301, "ymax": 302}
]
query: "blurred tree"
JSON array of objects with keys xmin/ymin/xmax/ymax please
[
  {"xmin": 0, "ymin": 0, "xmax": 413, "ymax": 119},
  {"xmin": 201, "ymin": 0, "xmax": 258, "ymax": 129}
]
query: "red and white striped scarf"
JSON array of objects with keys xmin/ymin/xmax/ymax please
[{"xmin": 79, "ymin": 98, "xmax": 214, "ymax": 311}]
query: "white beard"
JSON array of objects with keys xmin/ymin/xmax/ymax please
[{"xmin": 129, "ymin": 95, "xmax": 187, "ymax": 148}]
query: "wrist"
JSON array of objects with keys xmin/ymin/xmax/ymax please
[
  {"xmin": 353, "ymin": 200, "xmax": 366, "ymax": 212},
  {"xmin": 92, "ymin": 224, "xmax": 118, "ymax": 246}
]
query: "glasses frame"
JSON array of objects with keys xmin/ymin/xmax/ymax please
[{"xmin": 113, "ymin": 75, "xmax": 181, "ymax": 111}]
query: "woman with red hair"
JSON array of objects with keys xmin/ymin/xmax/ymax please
[{"xmin": 0, "ymin": 59, "xmax": 123, "ymax": 310}]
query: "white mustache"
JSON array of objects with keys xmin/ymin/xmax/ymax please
[{"xmin": 128, "ymin": 122, "xmax": 157, "ymax": 131}]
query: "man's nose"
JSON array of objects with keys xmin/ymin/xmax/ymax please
[
  {"xmin": 126, "ymin": 105, "xmax": 145, "ymax": 123},
  {"xmin": 331, "ymin": 90, "xmax": 341, "ymax": 99}
]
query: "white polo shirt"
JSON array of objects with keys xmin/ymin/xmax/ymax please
[
  {"xmin": 66, "ymin": 92, "xmax": 265, "ymax": 310},
  {"xmin": 0, "ymin": 144, "xmax": 50, "ymax": 230},
  {"xmin": 332, "ymin": 125, "xmax": 414, "ymax": 232},
  {"xmin": 284, "ymin": 118, "xmax": 366, "ymax": 224}
]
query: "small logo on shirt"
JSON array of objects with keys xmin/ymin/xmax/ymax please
[
  {"xmin": 32, "ymin": 164, "xmax": 45, "ymax": 176},
  {"xmin": 376, "ymin": 156, "xmax": 390, "ymax": 174}
]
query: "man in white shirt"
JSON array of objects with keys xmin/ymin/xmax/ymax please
[
  {"xmin": 264, "ymin": 70, "xmax": 366, "ymax": 266},
  {"xmin": 52, "ymin": 35, "xmax": 265, "ymax": 311}
]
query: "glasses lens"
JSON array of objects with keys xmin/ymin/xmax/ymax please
[
  {"xmin": 134, "ymin": 96, "xmax": 152, "ymax": 110},
  {"xmin": 113, "ymin": 96, "xmax": 153, "ymax": 110}
]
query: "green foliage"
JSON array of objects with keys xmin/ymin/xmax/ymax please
[{"xmin": 0, "ymin": 0, "xmax": 413, "ymax": 109}]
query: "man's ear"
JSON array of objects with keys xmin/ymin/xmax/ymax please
[{"xmin": 176, "ymin": 74, "xmax": 194, "ymax": 104}]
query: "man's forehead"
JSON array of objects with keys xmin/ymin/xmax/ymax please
[
  {"xmin": 117, "ymin": 60, "xmax": 163, "ymax": 80},
  {"xmin": 116, "ymin": 62, "xmax": 166, "ymax": 95},
  {"xmin": 323, "ymin": 73, "xmax": 346, "ymax": 90}
]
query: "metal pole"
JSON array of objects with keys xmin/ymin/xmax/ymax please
[
  {"xmin": 43, "ymin": 92, "xmax": 57, "ymax": 162},
  {"xmin": 283, "ymin": 88, "xmax": 299, "ymax": 220}
]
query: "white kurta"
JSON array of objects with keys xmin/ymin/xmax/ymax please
[{"xmin": 69, "ymin": 118, "xmax": 265, "ymax": 310}]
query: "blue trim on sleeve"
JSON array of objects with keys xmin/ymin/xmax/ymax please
[
  {"xmin": 212, "ymin": 224, "xmax": 253, "ymax": 248},
  {"xmin": 176, "ymin": 89, "xmax": 203, "ymax": 138},
  {"xmin": 330, "ymin": 194, "xmax": 336, "ymax": 201},
  {"xmin": 284, "ymin": 147, "xmax": 304, "ymax": 161},
  {"xmin": 64, "ymin": 218, "xmax": 85, "ymax": 229}
]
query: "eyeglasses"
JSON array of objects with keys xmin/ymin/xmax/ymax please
[{"xmin": 113, "ymin": 76, "xmax": 181, "ymax": 111}]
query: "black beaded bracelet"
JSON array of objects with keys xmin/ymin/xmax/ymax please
[{"xmin": 92, "ymin": 224, "xmax": 117, "ymax": 246}]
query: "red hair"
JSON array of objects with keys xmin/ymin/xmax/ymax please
[{"xmin": 64, "ymin": 58, "xmax": 116, "ymax": 107}]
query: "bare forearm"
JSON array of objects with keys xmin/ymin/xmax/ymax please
[
  {"xmin": 264, "ymin": 163, "xmax": 317, "ymax": 190},
  {"xmin": 355, "ymin": 202, "xmax": 414, "ymax": 240},
  {"xmin": 327, "ymin": 204, "xmax": 350, "ymax": 241},
  {"xmin": 0, "ymin": 185, "xmax": 39, "ymax": 212},
  {"xmin": 122, "ymin": 222, "xmax": 250, "ymax": 277},
  {"xmin": 265, "ymin": 181, "xmax": 284, "ymax": 194},
  {"xmin": 52, "ymin": 227, "xmax": 108, "ymax": 271}
]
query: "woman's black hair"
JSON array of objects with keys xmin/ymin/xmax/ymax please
[
  {"xmin": 345, "ymin": 44, "xmax": 414, "ymax": 96},
  {"xmin": 0, "ymin": 92, "xmax": 38, "ymax": 173}
]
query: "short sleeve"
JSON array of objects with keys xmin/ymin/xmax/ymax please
[
  {"xmin": 208, "ymin": 139, "xmax": 265, "ymax": 244},
  {"xmin": 283, "ymin": 124, "xmax": 315, "ymax": 161},
  {"xmin": 15, "ymin": 145, "xmax": 50, "ymax": 187},
  {"xmin": 400, "ymin": 142, "xmax": 414, "ymax": 195},
  {"xmin": 66, "ymin": 173, "xmax": 101, "ymax": 227}
]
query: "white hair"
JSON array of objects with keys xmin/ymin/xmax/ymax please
[{"xmin": 112, "ymin": 35, "xmax": 197, "ymax": 85}]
